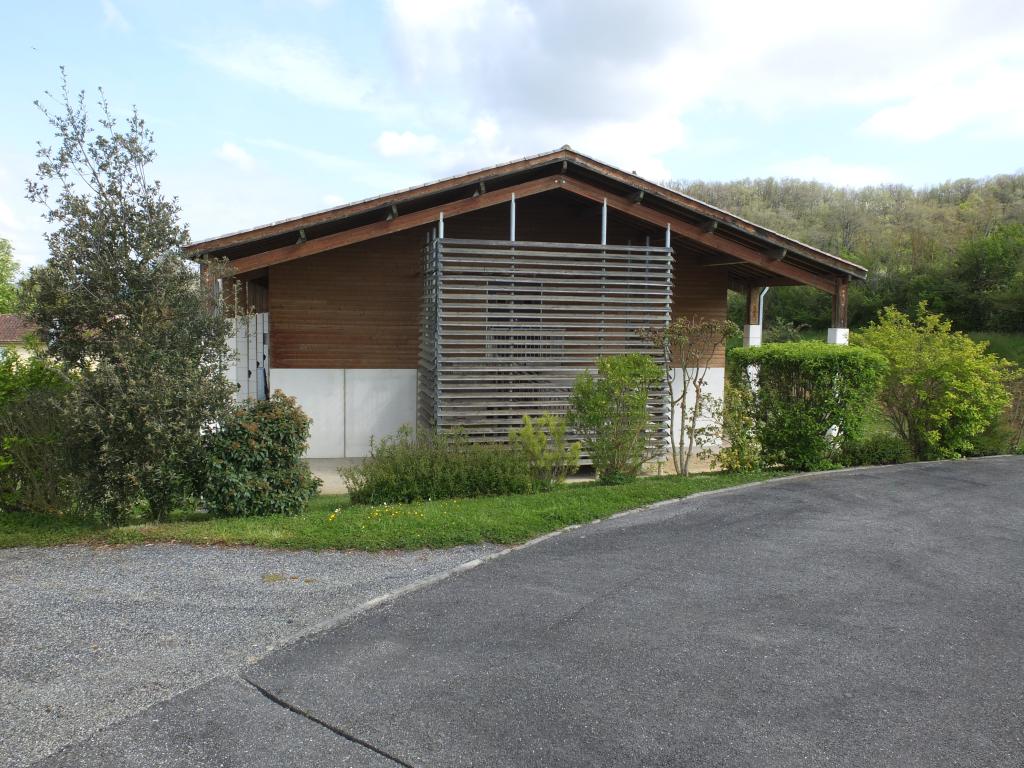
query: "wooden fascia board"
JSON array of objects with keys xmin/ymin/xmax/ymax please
[
  {"xmin": 565, "ymin": 155, "xmax": 866, "ymax": 280},
  {"xmin": 559, "ymin": 177, "xmax": 837, "ymax": 294},
  {"xmin": 227, "ymin": 175, "xmax": 567, "ymax": 274},
  {"xmin": 189, "ymin": 150, "xmax": 572, "ymax": 255},
  {"xmin": 189, "ymin": 145, "xmax": 864, "ymax": 281}
]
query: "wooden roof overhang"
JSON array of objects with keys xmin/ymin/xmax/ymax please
[{"xmin": 186, "ymin": 147, "xmax": 867, "ymax": 294}]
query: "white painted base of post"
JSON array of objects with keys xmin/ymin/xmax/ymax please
[
  {"xmin": 827, "ymin": 327, "xmax": 850, "ymax": 345},
  {"xmin": 743, "ymin": 323, "xmax": 763, "ymax": 347}
]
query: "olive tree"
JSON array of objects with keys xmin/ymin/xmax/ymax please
[{"xmin": 22, "ymin": 73, "xmax": 235, "ymax": 523}]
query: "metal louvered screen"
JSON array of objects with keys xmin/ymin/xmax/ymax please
[{"xmin": 418, "ymin": 238, "xmax": 673, "ymax": 456}]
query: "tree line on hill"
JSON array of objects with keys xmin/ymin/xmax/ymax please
[{"xmin": 671, "ymin": 174, "xmax": 1024, "ymax": 332}]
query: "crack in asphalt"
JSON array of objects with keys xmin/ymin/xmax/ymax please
[{"xmin": 240, "ymin": 676, "xmax": 415, "ymax": 768}]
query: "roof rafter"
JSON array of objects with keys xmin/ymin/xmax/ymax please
[
  {"xmin": 227, "ymin": 175, "xmax": 566, "ymax": 276},
  {"xmin": 558, "ymin": 177, "xmax": 838, "ymax": 294},
  {"xmin": 224, "ymin": 173, "xmax": 840, "ymax": 293}
]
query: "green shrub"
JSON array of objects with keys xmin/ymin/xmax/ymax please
[
  {"xmin": 344, "ymin": 427, "xmax": 531, "ymax": 504},
  {"xmin": 1009, "ymin": 376, "xmax": 1024, "ymax": 454},
  {"xmin": 700, "ymin": 381, "xmax": 763, "ymax": 473},
  {"xmin": 854, "ymin": 304, "xmax": 1014, "ymax": 460},
  {"xmin": 0, "ymin": 355, "xmax": 72, "ymax": 515},
  {"xmin": 839, "ymin": 434, "xmax": 913, "ymax": 467},
  {"xmin": 729, "ymin": 341, "xmax": 887, "ymax": 471},
  {"xmin": 569, "ymin": 353, "xmax": 663, "ymax": 484},
  {"xmin": 508, "ymin": 414, "xmax": 581, "ymax": 491},
  {"xmin": 202, "ymin": 391, "xmax": 321, "ymax": 517},
  {"xmin": 764, "ymin": 319, "xmax": 810, "ymax": 343},
  {"xmin": 965, "ymin": 373, "xmax": 1023, "ymax": 456}
]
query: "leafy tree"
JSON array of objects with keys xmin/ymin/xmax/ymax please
[
  {"xmin": 21, "ymin": 73, "xmax": 234, "ymax": 523},
  {"xmin": 942, "ymin": 225, "xmax": 1024, "ymax": 332},
  {"xmin": 0, "ymin": 239, "xmax": 18, "ymax": 313},
  {"xmin": 854, "ymin": 304, "xmax": 1014, "ymax": 460},
  {"xmin": 676, "ymin": 174, "xmax": 1024, "ymax": 333}
]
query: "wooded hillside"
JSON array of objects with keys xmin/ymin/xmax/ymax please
[{"xmin": 670, "ymin": 174, "xmax": 1024, "ymax": 332}]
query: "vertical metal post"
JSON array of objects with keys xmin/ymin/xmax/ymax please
[
  {"xmin": 664, "ymin": 223, "xmax": 671, "ymax": 248},
  {"xmin": 438, "ymin": 211, "xmax": 445, "ymax": 239},
  {"xmin": 601, "ymin": 198, "xmax": 608, "ymax": 245},
  {"xmin": 510, "ymin": 194, "xmax": 516, "ymax": 242},
  {"xmin": 433, "ymin": 237, "xmax": 443, "ymax": 429}
]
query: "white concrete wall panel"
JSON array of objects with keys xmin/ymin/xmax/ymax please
[
  {"xmin": 271, "ymin": 369, "xmax": 346, "ymax": 458},
  {"xmin": 234, "ymin": 317, "xmax": 251, "ymax": 400},
  {"xmin": 827, "ymin": 327, "xmax": 850, "ymax": 345},
  {"xmin": 228, "ymin": 313, "xmax": 269, "ymax": 402},
  {"xmin": 742, "ymin": 323, "xmax": 763, "ymax": 347},
  {"xmin": 670, "ymin": 367, "xmax": 726, "ymax": 448},
  {"xmin": 344, "ymin": 369, "xmax": 417, "ymax": 457}
]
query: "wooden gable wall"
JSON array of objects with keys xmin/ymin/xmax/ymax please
[{"xmin": 268, "ymin": 190, "xmax": 729, "ymax": 370}]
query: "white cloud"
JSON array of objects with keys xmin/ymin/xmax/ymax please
[
  {"xmin": 252, "ymin": 139, "xmax": 361, "ymax": 170},
  {"xmin": 323, "ymin": 194, "xmax": 346, "ymax": 206},
  {"xmin": 0, "ymin": 197, "xmax": 24, "ymax": 234},
  {"xmin": 193, "ymin": 34, "xmax": 372, "ymax": 110},
  {"xmin": 471, "ymin": 117, "xmax": 499, "ymax": 145},
  {"xmin": 216, "ymin": 142, "xmax": 255, "ymax": 171},
  {"xmin": 251, "ymin": 138, "xmax": 423, "ymax": 192},
  {"xmin": 769, "ymin": 156, "xmax": 896, "ymax": 187},
  {"xmin": 383, "ymin": 1, "xmax": 705, "ymax": 178},
  {"xmin": 380, "ymin": 0, "xmax": 1024, "ymax": 178},
  {"xmin": 0, "ymin": 159, "xmax": 46, "ymax": 270},
  {"xmin": 101, "ymin": 0, "xmax": 130, "ymax": 31},
  {"xmin": 375, "ymin": 131, "xmax": 439, "ymax": 157},
  {"xmin": 858, "ymin": 35, "xmax": 1024, "ymax": 141}
]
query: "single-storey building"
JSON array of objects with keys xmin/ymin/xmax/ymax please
[
  {"xmin": 0, "ymin": 314, "xmax": 37, "ymax": 361},
  {"xmin": 187, "ymin": 147, "xmax": 866, "ymax": 459}
]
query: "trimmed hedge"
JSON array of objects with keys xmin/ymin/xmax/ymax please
[
  {"xmin": 344, "ymin": 427, "xmax": 532, "ymax": 504},
  {"xmin": 202, "ymin": 391, "xmax": 321, "ymax": 517},
  {"xmin": 729, "ymin": 342, "xmax": 887, "ymax": 471},
  {"xmin": 839, "ymin": 434, "xmax": 913, "ymax": 467}
]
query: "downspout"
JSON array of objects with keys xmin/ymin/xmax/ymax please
[{"xmin": 757, "ymin": 286, "xmax": 770, "ymax": 329}]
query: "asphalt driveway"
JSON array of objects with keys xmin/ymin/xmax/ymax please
[
  {"xmin": 27, "ymin": 456, "xmax": 1024, "ymax": 767},
  {"xmin": 0, "ymin": 543, "xmax": 502, "ymax": 768}
]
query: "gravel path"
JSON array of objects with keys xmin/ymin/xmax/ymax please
[{"xmin": 0, "ymin": 542, "xmax": 503, "ymax": 768}]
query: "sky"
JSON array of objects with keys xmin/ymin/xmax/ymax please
[{"xmin": 1, "ymin": 0, "xmax": 1023, "ymax": 270}]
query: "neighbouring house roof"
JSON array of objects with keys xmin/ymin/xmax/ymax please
[
  {"xmin": 0, "ymin": 314, "xmax": 36, "ymax": 345},
  {"xmin": 186, "ymin": 147, "xmax": 867, "ymax": 294}
]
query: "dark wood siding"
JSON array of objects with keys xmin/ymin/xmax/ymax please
[
  {"xmin": 269, "ymin": 228, "xmax": 427, "ymax": 369},
  {"xmin": 269, "ymin": 190, "xmax": 729, "ymax": 369},
  {"xmin": 672, "ymin": 251, "xmax": 730, "ymax": 368}
]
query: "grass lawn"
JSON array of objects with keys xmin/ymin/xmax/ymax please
[{"xmin": 0, "ymin": 471, "xmax": 782, "ymax": 551}]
